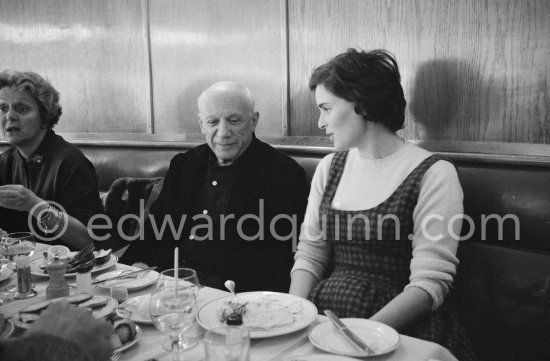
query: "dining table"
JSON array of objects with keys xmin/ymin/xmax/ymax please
[{"xmin": 0, "ymin": 243, "xmax": 459, "ymax": 361}]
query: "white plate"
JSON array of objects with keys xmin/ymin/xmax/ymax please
[
  {"xmin": 114, "ymin": 324, "xmax": 141, "ymax": 353},
  {"xmin": 29, "ymin": 255, "xmax": 118, "ymax": 278},
  {"xmin": 18, "ymin": 294, "xmax": 95, "ymax": 314},
  {"xmin": 283, "ymin": 355, "xmax": 358, "ymax": 361},
  {"xmin": 197, "ymin": 291, "xmax": 318, "ymax": 338},
  {"xmin": 117, "ymin": 294, "xmax": 153, "ymax": 324},
  {"xmin": 0, "ymin": 318, "xmax": 14, "ymax": 339},
  {"xmin": 95, "ymin": 269, "xmax": 159, "ymax": 291},
  {"xmin": 309, "ymin": 318, "xmax": 400, "ymax": 357},
  {"xmin": 12, "ymin": 297, "xmax": 118, "ymax": 329}
]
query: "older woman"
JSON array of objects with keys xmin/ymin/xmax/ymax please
[
  {"xmin": 289, "ymin": 49, "xmax": 477, "ymax": 360},
  {"xmin": 0, "ymin": 70, "xmax": 103, "ymax": 249}
]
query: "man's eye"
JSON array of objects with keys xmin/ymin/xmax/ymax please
[
  {"xmin": 0, "ymin": 105, "xmax": 8, "ymax": 113},
  {"xmin": 206, "ymin": 119, "xmax": 218, "ymax": 125},
  {"xmin": 229, "ymin": 118, "xmax": 242, "ymax": 124}
]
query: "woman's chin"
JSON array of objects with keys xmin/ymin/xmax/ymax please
[
  {"xmin": 3, "ymin": 134, "xmax": 19, "ymax": 145},
  {"xmin": 333, "ymin": 142, "xmax": 354, "ymax": 152},
  {"xmin": 332, "ymin": 140, "xmax": 344, "ymax": 150}
]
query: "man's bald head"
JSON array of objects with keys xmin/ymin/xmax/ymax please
[
  {"xmin": 197, "ymin": 81, "xmax": 255, "ymax": 116},
  {"xmin": 197, "ymin": 81, "xmax": 259, "ymax": 166}
]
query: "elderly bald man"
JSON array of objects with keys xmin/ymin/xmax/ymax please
[{"xmin": 122, "ymin": 81, "xmax": 309, "ymax": 292}]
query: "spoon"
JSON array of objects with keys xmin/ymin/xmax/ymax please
[{"xmin": 224, "ymin": 280, "xmax": 239, "ymax": 303}]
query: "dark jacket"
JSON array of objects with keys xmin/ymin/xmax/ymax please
[
  {"xmin": 0, "ymin": 130, "xmax": 103, "ymax": 248},
  {"xmin": 122, "ymin": 136, "xmax": 309, "ymax": 292}
]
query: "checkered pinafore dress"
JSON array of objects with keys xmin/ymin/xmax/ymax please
[{"xmin": 308, "ymin": 151, "xmax": 478, "ymax": 361}]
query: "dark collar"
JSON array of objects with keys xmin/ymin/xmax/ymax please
[
  {"xmin": 168, "ymin": 134, "xmax": 265, "ymax": 216},
  {"xmin": 205, "ymin": 133, "xmax": 261, "ymax": 170},
  {"xmin": 17, "ymin": 130, "xmax": 55, "ymax": 165}
]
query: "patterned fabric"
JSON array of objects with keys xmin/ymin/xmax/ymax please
[{"xmin": 309, "ymin": 151, "xmax": 478, "ymax": 361}]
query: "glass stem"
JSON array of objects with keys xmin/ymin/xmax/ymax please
[{"xmin": 170, "ymin": 335, "xmax": 180, "ymax": 361}]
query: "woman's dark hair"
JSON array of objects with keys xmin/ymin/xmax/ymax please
[
  {"xmin": 0, "ymin": 70, "xmax": 62, "ymax": 129},
  {"xmin": 309, "ymin": 48, "xmax": 406, "ymax": 131}
]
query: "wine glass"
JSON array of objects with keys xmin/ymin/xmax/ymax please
[
  {"xmin": 0, "ymin": 232, "xmax": 36, "ymax": 261},
  {"xmin": 149, "ymin": 268, "xmax": 199, "ymax": 361}
]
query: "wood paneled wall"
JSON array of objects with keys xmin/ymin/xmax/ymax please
[
  {"xmin": 0, "ymin": 0, "xmax": 151, "ymax": 133},
  {"xmin": 289, "ymin": 0, "xmax": 550, "ymax": 143},
  {"xmin": 0, "ymin": 0, "xmax": 549, "ymax": 150},
  {"xmin": 148, "ymin": 0, "xmax": 285, "ymax": 135}
]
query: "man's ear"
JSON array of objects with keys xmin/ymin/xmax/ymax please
[
  {"xmin": 251, "ymin": 111, "xmax": 259, "ymax": 129},
  {"xmin": 197, "ymin": 114, "xmax": 205, "ymax": 134}
]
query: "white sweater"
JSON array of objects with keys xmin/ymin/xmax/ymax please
[{"xmin": 292, "ymin": 142, "xmax": 463, "ymax": 310}]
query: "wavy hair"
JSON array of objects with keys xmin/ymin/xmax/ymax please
[
  {"xmin": 0, "ymin": 70, "xmax": 62, "ymax": 129},
  {"xmin": 309, "ymin": 48, "xmax": 406, "ymax": 131}
]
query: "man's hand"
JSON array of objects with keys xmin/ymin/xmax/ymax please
[
  {"xmin": 27, "ymin": 301, "xmax": 114, "ymax": 361},
  {"xmin": 0, "ymin": 184, "xmax": 43, "ymax": 213}
]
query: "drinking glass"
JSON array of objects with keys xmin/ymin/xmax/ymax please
[
  {"xmin": 204, "ymin": 326, "xmax": 250, "ymax": 361},
  {"xmin": 0, "ymin": 232, "xmax": 36, "ymax": 299},
  {"xmin": 149, "ymin": 268, "xmax": 199, "ymax": 361},
  {"xmin": 0, "ymin": 232, "xmax": 36, "ymax": 261}
]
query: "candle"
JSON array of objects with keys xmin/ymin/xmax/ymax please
[
  {"xmin": 174, "ymin": 247, "xmax": 178, "ymax": 271},
  {"xmin": 174, "ymin": 247, "xmax": 179, "ymax": 296}
]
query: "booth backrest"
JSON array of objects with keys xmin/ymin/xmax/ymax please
[
  {"xmin": 80, "ymin": 145, "xmax": 176, "ymax": 190},
  {"xmin": 2, "ymin": 140, "xmax": 550, "ymax": 360},
  {"xmin": 71, "ymin": 143, "xmax": 550, "ymax": 251}
]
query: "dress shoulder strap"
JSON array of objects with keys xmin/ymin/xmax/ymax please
[
  {"xmin": 394, "ymin": 154, "xmax": 443, "ymax": 201},
  {"xmin": 320, "ymin": 151, "xmax": 348, "ymax": 210}
]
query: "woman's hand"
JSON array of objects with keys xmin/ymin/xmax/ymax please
[
  {"xmin": 0, "ymin": 184, "xmax": 93, "ymax": 249},
  {"xmin": 0, "ymin": 184, "xmax": 43, "ymax": 213}
]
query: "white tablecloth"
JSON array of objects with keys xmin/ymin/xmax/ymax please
[{"xmin": 1, "ymin": 243, "xmax": 458, "ymax": 361}]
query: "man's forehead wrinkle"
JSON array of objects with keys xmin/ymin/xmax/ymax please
[
  {"xmin": 203, "ymin": 108, "xmax": 246, "ymax": 119},
  {"xmin": 200, "ymin": 95, "xmax": 253, "ymax": 117}
]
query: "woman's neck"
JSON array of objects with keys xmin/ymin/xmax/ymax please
[
  {"xmin": 356, "ymin": 124, "xmax": 404, "ymax": 160},
  {"xmin": 16, "ymin": 129, "xmax": 48, "ymax": 160}
]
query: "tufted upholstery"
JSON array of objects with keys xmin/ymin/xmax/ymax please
[
  {"xmin": 79, "ymin": 145, "xmax": 176, "ymax": 191},
  {"xmin": 73, "ymin": 145, "xmax": 550, "ymax": 252},
  {"xmin": 456, "ymin": 242, "xmax": 550, "ymax": 361},
  {"xmin": 2, "ymin": 140, "xmax": 550, "ymax": 360}
]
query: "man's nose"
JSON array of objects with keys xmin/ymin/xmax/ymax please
[{"xmin": 217, "ymin": 119, "xmax": 232, "ymax": 137}]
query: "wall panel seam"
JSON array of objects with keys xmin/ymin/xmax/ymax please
[
  {"xmin": 142, "ymin": 0, "xmax": 155, "ymax": 133},
  {"xmin": 281, "ymin": 0, "xmax": 291, "ymax": 136}
]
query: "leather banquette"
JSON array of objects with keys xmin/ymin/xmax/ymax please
[{"xmin": 2, "ymin": 139, "xmax": 550, "ymax": 361}]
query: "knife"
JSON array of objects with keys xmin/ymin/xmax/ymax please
[
  {"xmin": 324, "ymin": 309, "xmax": 374, "ymax": 355},
  {"xmin": 92, "ymin": 267, "xmax": 157, "ymax": 285}
]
